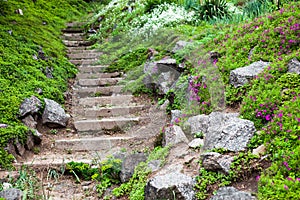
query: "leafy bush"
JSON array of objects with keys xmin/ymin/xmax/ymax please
[{"xmin": 197, "ymin": 0, "xmax": 232, "ymax": 21}]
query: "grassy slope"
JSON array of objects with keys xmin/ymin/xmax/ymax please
[{"xmin": 0, "ymin": 0, "xmax": 89, "ymax": 168}]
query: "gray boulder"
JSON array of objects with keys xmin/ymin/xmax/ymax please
[
  {"xmin": 287, "ymin": 58, "xmax": 300, "ymax": 74},
  {"xmin": 19, "ymin": 96, "xmax": 41, "ymax": 117},
  {"xmin": 188, "ymin": 138, "xmax": 204, "ymax": 148},
  {"xmin": 186, "ymin": 114, "xmax": 209, "ymax": 136},
  {"xmin": 147, "ymin": 160, "xmax": 161, "ymax": 172},
  {"xmin": 0, "ymin": 188, "xmax": 23, "ymax": 200},
  {"xmin": 162, "ymin": 125, "xmax": 188, "ymax": 147},
  {"xmin": 210, "ymin": 187, "xmax": 257, "ymax": 200},
  {"xmin": 21, "ymin": 115, "xmax": 37, "ymax": 129},
  {"xmin": 120, "ymin": 153, "xmax": 147, "ymax": 183},
  {"xmin": 172, "ymin": 40, "xmax": 192, "ymax": 53},
  {"xmin": 229, "ymin": 61, "xmax": 269, "ymax": 87},
  {"xmin": 171, "ymin": 110, "xmax": 182, "ymax": 124},
  {"xmin": 200, "ymin": 152, "xmax": 234, "ymax": 174},
  {"xmin": 145, "ymin": 172, "xmax": 195, "ymax": 200},
  {"xmin": 42, "ymin": 98, "xmax": 69, "ymax": 127},
  {"xmin": 143, "ymin": 59, "xmax": 180, "ymax": 95},
  {"xmin": 204, "ymin": 113, "xmax": 255, "ymax": 152}
]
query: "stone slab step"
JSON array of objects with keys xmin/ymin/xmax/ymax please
[
  {"xmin": 66, "ymin": 46, "xmax": 91, "ymax": 51},
  {"xmin": 62, "ymin": 34, "xmax": 86, "ymax": 41},
  {"xmin": 66, "ymin": 22, "xmax": 86, "ymax": 28},
  {"xmin": 76, "ymin": 72, "xmax": 120, "ymax": 79},
  {"xmin": 67, "ymin": 49, "xmax": 99, "ymax": 54},
  {"xmin": 77, "ymin": 65, "xmax": 107, "ymax": 73},
  {"xmin": 70, "ymin": 59, "xmax": 99, "ymax": 65},
  {"xmin": 74, "ymin": 117, "xmax": 140, "ymax": 132},
  {"xmin": 67, "ymin": 52, "xmax": 102, "ymax": 59},
  {"xmin": 78, "ymin": 95, "xmax": 134, "ymax": 107},
  {"xmin": 78, "ymin": 78, "xmax": 122, "ymax": 87},
  {"xmin": 63, "ymin": 40, "xmax": 94, "ymax": 47},
  {"xmin": 74, "ymin": 105, "xmax": 146, "ymax": 118},
  {"xmin": 73, "ymin": 85, "xmax": 124, "ymax": 97},
  {"xmin": 55, "ymin": 136, "xmax": 132, "ymax": 151}
]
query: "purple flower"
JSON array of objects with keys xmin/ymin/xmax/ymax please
[
  {"xmin": 265, "ymin": 115, "xmax": 271, "ymax": 121},
  {"xmin": 174, "ymin": 118, "xmax": 180, "ymax": 124},
  {"xmin": 278, "ymin": 113, "xmax": 283, "ymax": 118},
  {"xmin": 284, "ymin": 185, "xmax": 289, "ymax": 190},
  {"xmin": 296, "ymin": 178, "xmax": 300, "ymax": 182},
  {"xmin": 256, "ymin": 176, "xmax": 260, "ymax": 181},
  {"xmin": 286, "ymin": 177, "xmax": 293, "ymax": 181}
]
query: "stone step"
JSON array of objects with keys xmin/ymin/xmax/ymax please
[
  {"xmin": 77, "ymin": 78, "xmax": 122, "ymax": 87},
  {"xmin": 73, "ymin": 85, "xmax": 124, "ymax": 98},
  {"xmin": 55, "ymin": 136, "xmax": 132, "ymax": 151},
  {"xmin": 74, "ymin": 105, "xmax": 146, "ymax": 118},
  {"xmin": 77, "ymin": 95, "xmax": 134, "ymax": 107},
  {"xmin": 76, "ymin": 72, "xmax": 121, "ymax": 79},
  {"xmin": 67, "ymin": 49, "xmax": 99, "ymax": 54},
  {"xmin": 70, "ymin": 59, "xmax": 99, "ymax": 65},
  {"xmin": 74, "ymin": 117, "xmax": 141, "ymax": 132},
  {"xmin": 62, "ymin": 33, "xmax": 86, "ymax": 41},
  {"xmin": 77, "ymin": 65, "xmax": 107, "ymax": 73},
  {"xmin": 66, "ymin": 22, "xmax": 86, "ymax": 28},
  {"xmin": 67, "ymin": 52, "xmax": 102, "ymax": 59},
  {"xmin": 63, "ymin": 40, "xmax": 94, "ymax": 47}
]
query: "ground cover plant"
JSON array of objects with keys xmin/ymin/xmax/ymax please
[
  {"xmin": 82, "ymin": 0, "xmax": 300, "ymax": 199},
  {"xmin": 0, "ymin": 0, "xmax": 89, "ymax": 168}
]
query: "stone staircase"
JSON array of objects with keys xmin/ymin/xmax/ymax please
[{"xmin": 19, "ymin": 22, "xmax": 166, "ymax": 168}]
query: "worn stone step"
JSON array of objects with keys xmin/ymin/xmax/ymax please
[
  {"xmin": 78, "ymin": 95, "xmax": 134, "ymax": 107},
  {"xmin": 77, "ymin": 78, "xmax": 122, "ymax": 87},
  {"xmin": 73, "ymin": 85, "xmax": 124, "ymax": 97},
  {"xmin": 66, "ymin": 46, "xmax": 91, "ymax": 52},
  {"xmin": 67, "ymin": 52, "xmax": 102, "ymax": 59},
  {"xmin": 70, "ymin": 59, "xmax": 99, "ymax": 65},
  {"xmin": 74, "ymin": 117, "xmax": 141, "ymax": 132},
  {"xmin": 76, "ymin": 72, "xmax": 121, "ymax": 79},
  {"xmin": 55, "ymin": 136, "xmax": 132, "ymax": 151},
  {"xmin": 67, "ymin": 49, "xmax": 99, "ymax": 54},
  {"xmin": 77, "ymin": 65, "xmax": 107, "ymax": 73},
  {"xmin": 62, "ymin": 33, "xmax": 86, "ymax": 41},
  {"xmin": 74, "ymin": 105, "xmax": 146, "ymax": 118},
  {"xmin": 63, "ymin": 40, "xmax": 94, "ymax": 47},
  {"xmin": 66, "ymin": 22, "xmax": 86, "ymax": 28}
]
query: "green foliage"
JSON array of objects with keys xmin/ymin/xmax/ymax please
[
  {"xmin": 67, "ymin": 156, "xmax": 122, "ymax": 197},
  {"xmin": 195, "ymin": 168, "xmax": 231, "ymax": 200},
  {"xmin": 197, "ymin": 0, "xmax": 232, "ymax": 21},
  {"xmin": 243, "ymin": 0, "xmax": 274, "ymax": 19},
  {"xmin": 0, "ymin": 166, "xmax": 42, "ymax": 199},
  {"xmin": 112, "ymin": 146, "xmax": 169, "ymax": 199},
  {"xmin": 0, "ymin": 0, "xmax": 89, "ymax": 167}
]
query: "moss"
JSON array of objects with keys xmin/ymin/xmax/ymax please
[{"xmin": 0, "ymin": 0, "xmax": 90, "ymax": 168}]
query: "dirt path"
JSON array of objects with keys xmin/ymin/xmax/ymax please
[{"xmin": 15, "ymin": 22, "xmax": 168, "ymax": 199}]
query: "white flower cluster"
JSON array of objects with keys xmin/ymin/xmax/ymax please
[{"xmin": 129, "ymin": 3, "xmax": 197, "ymax": 38}]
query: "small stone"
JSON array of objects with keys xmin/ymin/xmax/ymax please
[
  {"xmin": 287, "ymin": 58, "xmax": 300, "ymax": 75},
  {"xmin": 32, "ymin": 129, "xmax": 42, "ymax": 144},
  {"xmin": 15, "ymin": 139, "xmax": 25, "ymax": 156},
  {"xmin": 200, "ymin": 152, "xmax": 234, "ymax": 174},
  {"xmin": 147, "ymin": 160, "xmax": 161, "ymax": 172},
  {"xmin": 0, "ymin": 188, "xmax": 23, "ymax": 200},
  {"xmin": 120, "ymin": 153, "xmax": 147, "ymax": 183},
  {"xmin": 252, "ymin": 144, "xmax": 266, "ymax": 156},
  {"xmin": 15, "ymin": 9, "xmax": 23, "ymax": 15},
  {"xmin": 2, "ymin": 182, "xmax": 12, "ymax": 190},
  {"xmin": 162, "ymin": 125, "xmax": 188, "ymax": 147},
  {"xmin": 35, "ymin": 88, "xmax": 43, "ymax": 94},
  {"xmin": 0, "ymin": 124, "xmax": 8, "ymax": 128},
  {"xmin": 210, "ymin": 186, "xmax": 257, "ymax": 200},
  {"xmin": 172, "ymin": 40, "xmax": 192, "ymax": 53},
  {"xmin": 42, "ymin": 98, "xmax": 69, "ymax": 127},
  {"xmin": 188, "ymin": 138, "xmax": 204, "ymax": 148}
]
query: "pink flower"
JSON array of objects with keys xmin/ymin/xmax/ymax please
[
  {"xmin": 174, "ymin": 118, "xmax": 180, "ymax": 124},
  {"xmin": 284, "ymin": 185, "xmax": 289, "ymax": 190},
  {"xmin": 265, "ymin": 115, "xmax": 271, "ymax": 121},
  {"xmin": 256, "ymin": 176, "xmax": 260, "ymax": 181}
]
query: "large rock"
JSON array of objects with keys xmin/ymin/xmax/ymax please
[
  {"xmin": 163, "ymin": 125, "xmax": 188, "ymax": 147},
  {"xmin": 143, "ymin": 59, "xmax": 181, "ymax": 95},
  {"xmin": 204, "ymin": 112, "xmax": 255, "ymax": 152},
  {"xmin": 19, "ymin": 96, "xmax": 41, "ymax": 117},
  {"xmin": 21, "ymin": 115, "xmax": 37, "ymax": 129},
  {"xmin": 42, "ymin": 98, "xmax": 69, "ymax": 127},
  {"xmin": 0, "ymin": 188, "xmax": 23, "ymax": 200},
  {"xmin": 200, "ymin": 152, "xmax": 234, "ymax": 174},
  {"xmin": 172, "ymin": 40, "xmax": 192, "ymax": 53},
  {"xmin": 145, "ymin": 172, "xmax": 195, "ymax": 200},
  {"xmin": 287, "ymin": 58, "xmax": 300, "ymax": 74},
  {"xmin": 185, "ymin": 112, "xmax": 255, "ymax": 152},
  {"xmin": 120, "ymin": 153, "xmax": 147, "ymax": 183},
  {"xmin": 210, "ymin": 187, "xmax": 257, "ymax": 200},
  {"xmin": 229, "ymin": 61, "xmax": 270, "ymax": 87}
]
